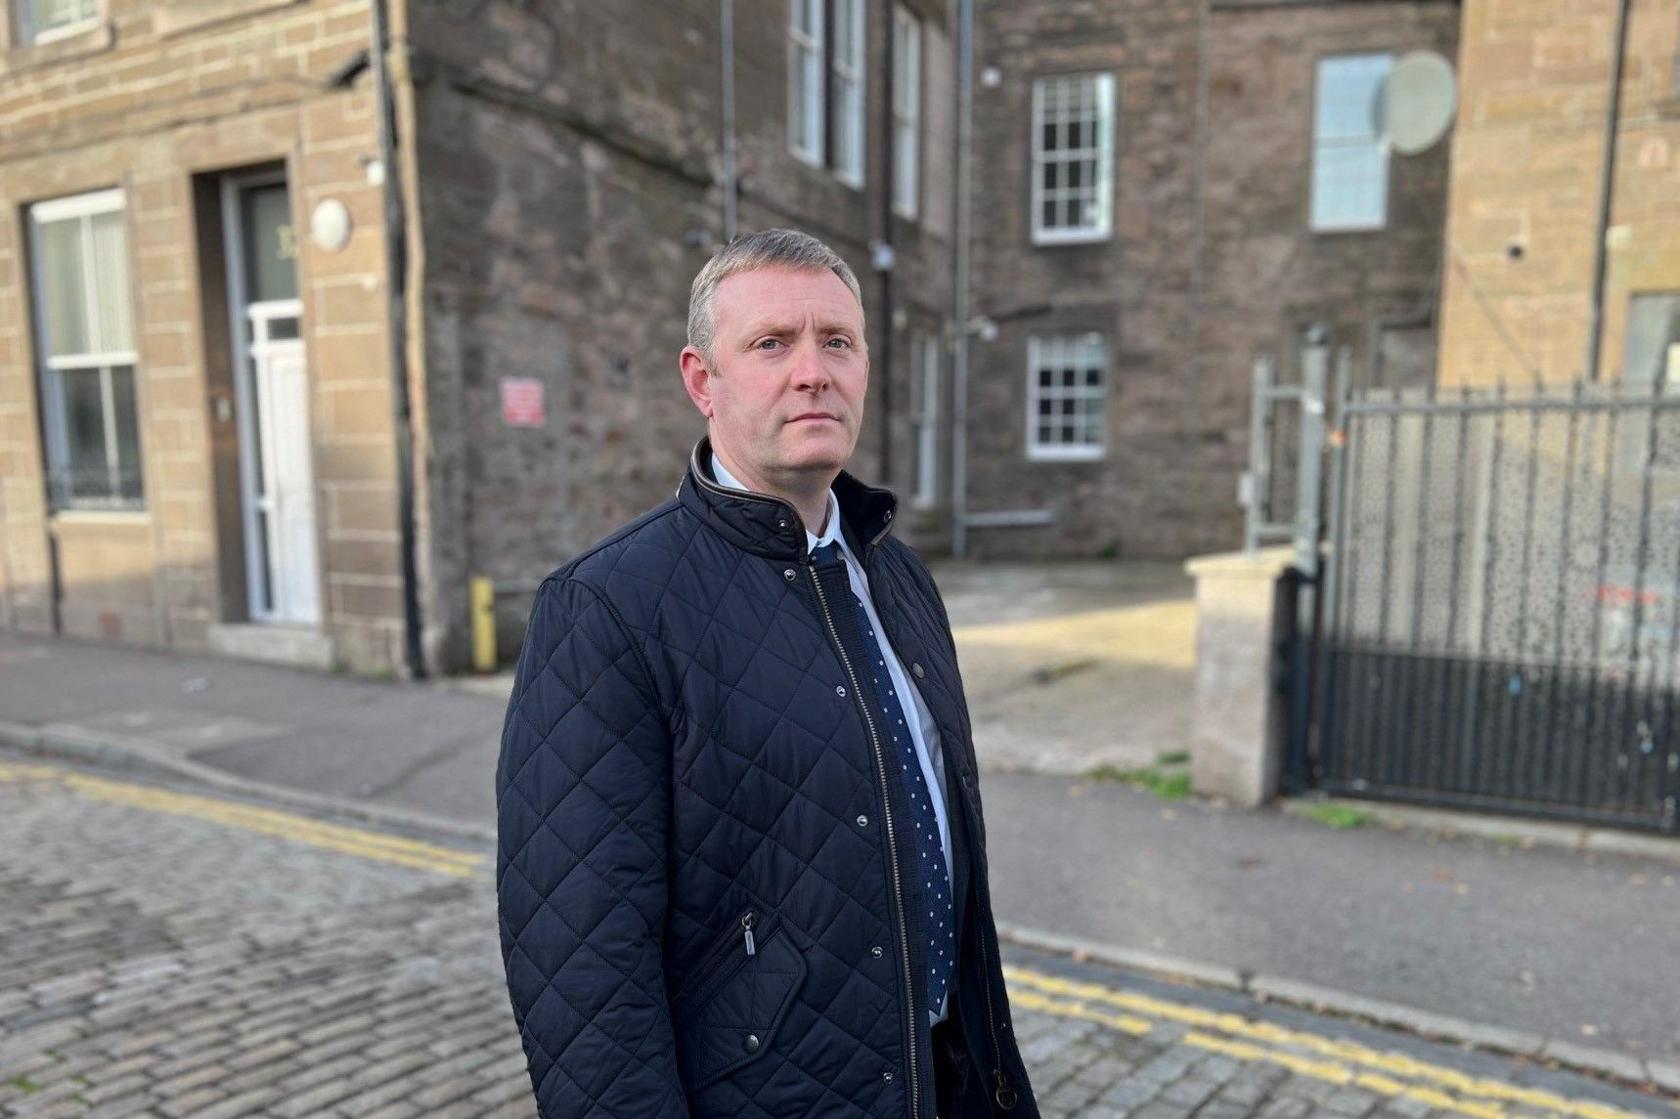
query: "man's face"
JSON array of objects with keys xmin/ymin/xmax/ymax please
[{"xmin": 681, "ymin": 264, "xmax": 868, "ymax": 487}]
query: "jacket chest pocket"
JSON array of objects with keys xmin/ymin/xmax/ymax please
[{"xmin": 671, "ymin": 909, "xmax": 809, "ymax": 1091}]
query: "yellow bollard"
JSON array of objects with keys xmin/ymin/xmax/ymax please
[{"xmin": 471, "ymin": 575, "xmax": 497, "ymax": 673}]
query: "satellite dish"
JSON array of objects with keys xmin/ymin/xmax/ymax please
[{"xmin": 1382, "ymin": 50, "xmax": 1457, "ymax": 155}]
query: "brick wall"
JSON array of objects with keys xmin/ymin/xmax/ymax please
[
  {"xmin": 1438, "ymin": 0, "xmax": 1680, "ymax": 385},
  {"xmin": 964, "ymin": 0, "xmax": 1456, "ymax": 561},
  {"xmin": 404, "ymin": 0, "xmax": 958, "ymax": 667}
]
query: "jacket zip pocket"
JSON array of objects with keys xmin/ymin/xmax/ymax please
[{"xmin": 672, "ymin": 908, "xmax": 778, "ymax": 1014}]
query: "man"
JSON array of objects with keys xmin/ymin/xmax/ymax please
[{"xmin": 496, "ymin": 228, "xmax": 1039, "ymax": 1118}]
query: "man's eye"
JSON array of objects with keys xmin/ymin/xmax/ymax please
[
  {"xmin": 826, "ymin": 338, "xmax": 851, "ymax": 349},
  {"xmin": 757, "ymin": 338, "xmax": 781, "ymax": 351}
]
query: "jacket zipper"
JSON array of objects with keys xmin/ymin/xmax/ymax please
[
  {"xmin": 880, "ymin": 541, "xmax": 1007, "ymax": 1108},
  {"xmin": 805, "ymin": 551, "xmax": 922, "ymax": 1119},
  {"xmin": 977, "ymin": 913, "xmax": 1016, "ymax": 1110},
  {"xmin": 672, "ymin": 907, "xmax": 774, "ymax": 1011}
]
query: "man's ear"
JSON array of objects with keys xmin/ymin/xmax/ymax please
[{"xmin": 679, "ymin": 346, "xmax": 716, "ymax": 420}]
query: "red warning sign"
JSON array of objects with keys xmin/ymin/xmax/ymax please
[{"xmin": 500, "ymin": 377, "xmax": 545, "ymax": 428}]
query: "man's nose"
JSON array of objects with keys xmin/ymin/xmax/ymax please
[{"xmin": 790, "ymin": 337, "xmax": 831, "ymax": 390}]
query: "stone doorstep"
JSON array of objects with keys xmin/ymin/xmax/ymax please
[
  {"xmin": 207, "ymin": 622, "xmax": 338, "ymax": 672},
  {"xmin": 1278, "ymin": 795, "xmax": 1680, "ymax": 867},
  {"xmin": 994, "ymin": 922, "xmax": 1677, "ymax": 1097}
]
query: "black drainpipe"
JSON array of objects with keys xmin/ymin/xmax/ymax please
[
  {"xmin": 1585, "ymin": 0, "xmax": 1631, "ymax": 382},
  {"xmin": 370, "ymin": 0, "xmax": 426, "ymax": 677}
]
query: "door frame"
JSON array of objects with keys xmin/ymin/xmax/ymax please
[{"xmin": 218, "ymin": 167, "xmax": 319, "ymax": 625}]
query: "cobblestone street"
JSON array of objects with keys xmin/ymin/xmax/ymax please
[{"xmin": 0, "ymin": 752, "xmax": 1672, "ymax": 1119}]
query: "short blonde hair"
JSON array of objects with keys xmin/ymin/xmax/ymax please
[{"xmin": 686, "ymin": 228, "xmax": 865, "ymax": 363}]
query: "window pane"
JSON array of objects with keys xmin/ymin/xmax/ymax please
[
  {"xmin": 1029, "ymin": 333, "xmax": 1106, "ymax": 453},
  {"xmin": 110, "ymin": 366, "xmax": 143, "ymax": 503},
  {"xmin": 31, "ymin": 0, "xmax": 97, "ymax": 33},
  {"xmin": 90, "ymin": 209, "xmax": 134, "ymax": 352},
  {"xmin": 835, "ymin": 82, "xmax": 864, "ymax": 182},
  {"xmin": 241, "ymin": 183, "xmax": 298, "ymax": 303},
  {"xmin": 1033, "ymin": 73, "xmax": 1113, "ymax": 238},
  {"xmin": 1312, "ymin": 143, "xmax": 1387, "ymax": 228},
  {"xmin": 1315, "ymin": 55, "xmax": 1388, "ymax": 142},
  {"xmin": 789, "ymin": 0, "xmax": 824, "ymax": 161},
  {"xmin": 834, "ymin": 0, "xmax": 855, "ymax": 58},
  {"xmin": 793, "ymin": 0, "xmax": 818, "ymax": 35},
  {"xmin": 60, "ymin": 368, "xmax": 109, "ymax": 501},
  {"xmin": 36, "ymin": 217, "xmax": 90, "ymax": 358},
  {"xmin": 1312, "ymin": 54, "xmax": 1391, "ymax": 230}
]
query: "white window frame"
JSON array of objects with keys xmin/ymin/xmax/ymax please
[
  {"xmin": 1030, "ymin": 72, "xmax": 1115, "ymax": 245},
  {"xmin": 788, "ymin": 0, "xmax": 826, "ymax": 167},
  {"xmin": 830, "ymin": 0, "xmax": 867, "ymax": 188},
  {"xmin": 27, "ymin": 187, "xmax": 145, "ymax": 513},
  {"xmin": 892, "ymin": 5, "xmax": 922, "ymax": 219},
  {"xmin": 1309, "ymin": 52, "xmax": 1393, "ymax": 233},
  {"xmin": 910, "ymin": 332, "xmax": 940, "ymax": 506},
  {"xmin": 1026, "ymin": 333, "xmax": 1107, "ymax": 462},
  {"xmin": 18, "ymin": 0, "xmax": 99, "ymax": 45}
]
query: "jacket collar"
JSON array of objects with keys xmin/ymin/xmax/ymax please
[{"xmin": 677, "ymin": 434, "xmax": 898, "ymax": 562}]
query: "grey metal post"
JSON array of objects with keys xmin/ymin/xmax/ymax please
[
  {"xmin": 1244, "ymin": 354, "xmax": 1275, "ymax": 555},
  {"xmin": 1296, "ymin": 340, "xmax": 1328, "ymax": 578}
]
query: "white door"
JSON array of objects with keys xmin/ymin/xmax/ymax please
[{"xmin": 223, "ymin": 173, "xmax": 320, "ymax": 625}]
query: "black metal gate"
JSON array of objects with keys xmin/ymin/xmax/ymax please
[{"xmin": 1311, "ymin": 377, "xmax": 1680, "ymax": 833}]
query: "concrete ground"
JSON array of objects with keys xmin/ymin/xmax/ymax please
[
  {"xmin": 1, "ymin": 753, "xmax": 1671, "ymax": 1119},
  {"xmin": 931, "ymin": 560, "xmax": 1196, "ymax": 775}
]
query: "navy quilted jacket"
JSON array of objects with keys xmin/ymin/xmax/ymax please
[{"xmin": 497, "ymin": 435, "xmax": 1039, "ymax": 1118}]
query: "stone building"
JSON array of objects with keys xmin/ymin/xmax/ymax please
[
  {"xmin": 0, "ymin": 0, "xmax": 405, "ymax": 672},
  {"xmin": 0, "ymin": 0, "xmax": 958, "ymax": 674},
  {"xmin": 962, "ymin": 0, "xmax": 1460, "ymax": 559},
  {"xmin": 1436, "ymin": 0, "xmax": 1680, "ymax": 388}
]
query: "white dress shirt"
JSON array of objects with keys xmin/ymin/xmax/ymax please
[{"xmin": 711, "ymin": 451, "xmax": 953, "ymax": 1024}]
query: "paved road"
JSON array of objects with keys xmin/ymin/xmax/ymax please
[
  {"xmin": 983, "ymin": 776, "xmax": 1680, "ymax": 1064},
  {"xmin": 3, "ymin": 629, "xmax": 1679, "ymax": 1067},
  {"xmin": 1, "ymin": 752, "xmax": 1670, "ymax": 1119}
]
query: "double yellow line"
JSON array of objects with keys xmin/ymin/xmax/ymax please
[
  {"xmin": 0, "ymin": 762, "xmax": 485, "ymax": 878},
  {"xmin": 1004, "ymin": 966, "xmax": 1663, "ymax": 1119}
]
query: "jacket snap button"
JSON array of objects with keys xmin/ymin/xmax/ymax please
[
  {"xmin": 871, "ymin": 945, "xmax": 883, "ymax": 958},
  {"xmin": 744, "ymin": 1033, "xmax": 760, "ymax": 1053},
  {"xmin": 882, "ymin": 1069, "xmax": 894, "ymax": 1082},
  {"xmin": 856, "ymin": 814, "xmax": 868, "ymax": 828},
  {"xmin": 912, "ymin": 662, "xmax": 925, "ymax": 679},
  {"xmin": 777, "ymin": 519, "xmax": 789, "ymax": 529},
  {"xmin": 784, "ymin": 568, "xmax": 795, "ymax": 581},
  {"xmin": 835, "ymin": 685, "xmax": 846, "ymax": 697},
  {"xmin": 883, "ymin": 509, "xmax": 893, "ymax": 522}
]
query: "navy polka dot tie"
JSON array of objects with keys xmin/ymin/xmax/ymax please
[{"xmin": 811, "ymin": 542, "xmax": 955, "ymax": 1014}]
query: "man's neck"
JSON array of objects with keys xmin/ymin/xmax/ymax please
[{"xmin": 712, "ymin": 445, "xmax": 832, "ymax": 538}]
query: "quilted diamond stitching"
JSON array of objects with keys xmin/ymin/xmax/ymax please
[{"xmin": 496, "ymin": 486, "xmax": 1021, "ymax": 1117}]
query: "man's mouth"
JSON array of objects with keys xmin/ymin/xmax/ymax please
[{"xmin": 790, "ymin": 413, "xmax": 838, "ymax": 423}]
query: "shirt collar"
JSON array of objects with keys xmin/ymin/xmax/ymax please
[{"xmin": 710, "ymin": 450, "xmax": 843, "ymax": 556}]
